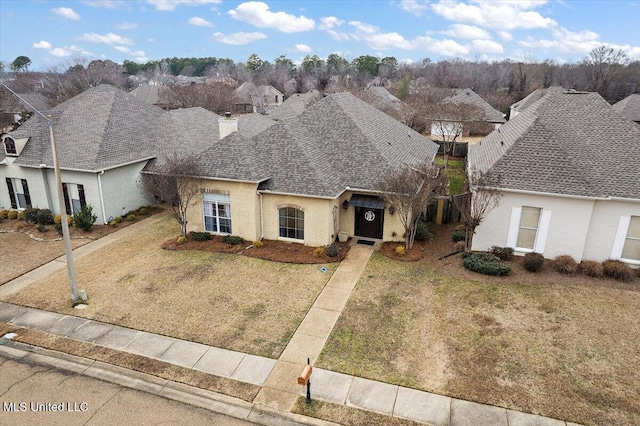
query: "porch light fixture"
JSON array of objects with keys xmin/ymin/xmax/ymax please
[
  {"xmin": 1, "ymin": 84, "xmax": 80, "ymax": 303},
  {"xmin": 342, "ymin": 200, "xmax": 349, "ymax": 209},
  {"xmin": 389, "ymin": 205, "xmax": 395, "ymax": 215}
]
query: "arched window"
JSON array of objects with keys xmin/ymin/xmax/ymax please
[
  {"xmin": 4, "ymin": 137, "xmax": 17, "ymax": 155},
  {"xmin": 279, "ymin": 207, "xmax": 304, "ymax": 240}
]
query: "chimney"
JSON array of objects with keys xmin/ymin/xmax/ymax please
[{"xmin": 218, "ymin": 112, "xmax": 238, "ymax": 140}]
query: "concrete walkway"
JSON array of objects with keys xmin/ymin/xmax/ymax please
[{"xmin": 0, "ymin": 217, "xmax": 581, "ymax": 426}]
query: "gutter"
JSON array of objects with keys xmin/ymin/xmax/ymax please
[
  {"xmin": 18, "ymin": 157, "xmax": 156, "ymax": 173},
  {"xmin": 480, "ymin": 186, "xmax": 612, "ymax": 201},
  {"xmin": 96, "ymin": 171, "xmax": 107, "ymax": 224},
  {"xmin": 257, "ymin": 189, "xmax": 336, "ymax": 200}
]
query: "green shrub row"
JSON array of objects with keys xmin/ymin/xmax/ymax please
[
  {"xmin": 463, "ymin": 253, "xmax": 511, "ymax": 276},
  {"xmin": 191, "ymin": 231, "xmax": 212, "ymax": 241},
  {"xmin": 222, "ymin": 235, "xmax": 244, "ymax": 245}
]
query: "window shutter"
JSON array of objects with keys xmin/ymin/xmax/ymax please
[
  {"xmin": 6, "ymin": 178, "xmax": 17, "ymax": 209},
  {"xmin": 534, "ymin": 210, "xmax": 552, "ymax": 254},
  {"xmin": 62, "ymin": 183, "xmax": 71, "ymax": 215},
  {"xmin": 611, "ymin": 216, "xmax": 631, "ymax": 259},
  {"xmin": 506, "ymin": 207, "xmax": 521, "ymax": 248},
  {"xmin": 78, "ymin": 184, "xmax": 86, "ymax": 208},
  {"xmin": 20, "ymin": 179, "xmax": 31, "ymax": 207}
]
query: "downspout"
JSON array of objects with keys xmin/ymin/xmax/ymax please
[
  {"xmin": 96, "ymin": 170, "xmax": 107, "ymax": 225},
  {"xmin": 259, "ymin": 191, "xmax": 264, "ymax": 240}
]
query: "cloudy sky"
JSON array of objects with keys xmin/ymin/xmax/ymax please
[{"xmin": 1, "ymin": 0, "xmax": 639, "ymax": 70}]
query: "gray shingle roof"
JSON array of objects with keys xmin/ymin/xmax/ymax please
[
  {"xmin": 469, "ymin": 90, "xmax": 640, "ymax": 200},
  {"xmin": 129, "ymin": 84, "xmax": 161, "ymax": 105},
  {"xmin": 509, "ymin": 86, "xmax": 564, "ymax": 115},
  {"xmin": 267, "ymin": 90, "xmax": 319, "ymax": 121},
  {"xmin": 237, "ymin": 113, "xmax": 276, "ymax": 138},
  {"xmin": 444, "ymin": 88, "xmax": 506, "ymax": 123},
  {"xmin": 612, "ymin": 93, "xmax": 640, "ymax": 123},
  {"xmin": 195, "ymin": 92, "xmax": 439, "ymax": 198}
]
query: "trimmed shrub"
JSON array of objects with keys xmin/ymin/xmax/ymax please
[
  {"xmin": 73, "ymin": 205, "xmax": 97, "ymax": 231},
  {"xmin": 553, "ymin": 255, "xmax": 578, "ymax": 275},
  {"xmin": 490, "ymin": 246, "xmax": 514, "ymax": 261},
  {"xmin": 395, "ymin": 245, "xmax": 406, "ymax": 256},
  {"xmin": 138, "ymin": 207, "xmax": 149, "ymax": 215},
  {"xmin": 253, "ymin": 240, "xmax": 264, "ymax": 248},
  {"xmin": 453, "ymin": 241, "xmax": 466, "ymax": 253},
  {"xmin": 0, "ymin": 209, "xmax": 8, "ymax": 219},
  {"xmin": 54, "ymin": 214, "xmax": 62, "ymax": 224},
  {"xmin": 313, "ymin": 247, "xmax": 326, "ymax": 258},
  {"xmin": 7, "ymin": 210, "xmax": 18, "ymax": 220},
  {"xmin": 191, "ymin": 231, "xmax": 212, "ymax": 242},
  {"xmin": 415, "ymin": 221, "xmax": 429, "ymax": 241},
  {"xmin": 523, "ymin": 252, "xmax": 545, "ymax": 273},
  {"xmin": 222, "ymin": 235, "xmax": 244, "ymax": 245},
  {"xmin": 579, "ymin": 260, "xmax": 603, "ymax": 278},
  {"xmin": 176, "ymin": 236, "xmax": 186, "ymax": 245},
  {"xmin": 23, "ymin": 207, "xmax": 39, "ymax": 223},
  {"xmin": 325, "ymin": 242, "xmax": 339, "ymax": 257},
  {"xmin": 36, "ymin": 208, "xmax": 54, "ymax": 225},
  {"xmin": 463, "ymin": 253, "xmax": 511, "ymax": 276},
  {"xmin": 17, "ymin": 211, "xmax": 24, "ymax": 221},
  {"xmin": 452, "ymin": 230, "xmax": 466, "ymax": 242},
  {"xmin": 36, "ymin": 225, "xmax": 49, "ymax": 233},
  {"xmin": 602, "ymin": 259, "xmax": 634, "ymax": 282},
  {"xmin": 126, "ymin": 213, "xmax": 136, "ymax": 221},
  {"xmin": 54, "ymin": 222, "xmax": 62, "ymax": 235}
]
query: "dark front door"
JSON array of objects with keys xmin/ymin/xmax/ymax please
[{"xmin": 354, "ymin": 207, "xmax": 384, "ymax": 239}]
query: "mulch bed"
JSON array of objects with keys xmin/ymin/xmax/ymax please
[
  {"xmin": 163, "ymin": 233, "xmax": 351, "ymax": 264},
  {"xmin": 379, "ymin": 240, "xmax": 428, "ymax": 261}
]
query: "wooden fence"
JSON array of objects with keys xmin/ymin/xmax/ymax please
[{"xmin": 425, "ymin": 193, "xmax": 467, "ymax": 224}]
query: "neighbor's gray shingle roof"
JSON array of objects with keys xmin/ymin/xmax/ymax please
[
  {"xmin": 267, "ymin": 90, "xmax": 320, "ymax": 121},
  {"xmin": 195, "ymin": 92, "xmax": 439, "ymax": 198},
  {"xmin": 509, "ymin": 86, "xmax": 564, "ymax": 116},
  {"xmin": 444, "ymin": 88, "xmax": 506, "ymax": 123},
  {"xmin": 612, "ymin": 93, "xmax": 640, "ymax": 123},
  {"xmin": 469, "ymin": 90, "xmax": 640, "ymax": 200},
  {"xmin": 8, "ymin": 85, "xmax": 221, "ymax": 171},
  {"xmin": 129, "ymin": 84, "xmax": 162, "ymax": 105}
]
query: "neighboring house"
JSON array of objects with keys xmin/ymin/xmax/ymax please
[
  {"xmin": 0, "ymin": 85, "xmax": 222, "ymax": 223},
  {"xmin": 181, "ymin": 92, "xmax": 439, "ymax": 246},
  {"xmin": 267, "ymin": 90, "xmax": 320, "ymax": 121},
  {"xmin": 363, "ymin": 86, "xmax": 404, "ymax": 113},
  {"xmin": 233, "ymin": 82, "xmax": 284, "ymax": 114},
  {"xmin": 469, "ymin": 89, "xmax": 640, "ymax": 266},
  {"xmin": 435, "ymin": 88, "xmax": 506, "ymax": 133},
  {"xmin": 508, "ymin": 86, "xmax": 564, "ymax": 119},
  {"xmin": 612, "ymin": 93, "xmax": 640, "ymax": 124},
  {"xmin": 129, "ymin": 84, "xmax": 162, "ymax": 106}
]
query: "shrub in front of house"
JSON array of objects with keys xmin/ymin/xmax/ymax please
[
  {"xmin": 7, "ymin": 210, "xmax": 18, "ymax": 220},
  {"xmin": 452, "ymin": 230, "xmax": 466, "ymax": 242},
  {"xmin": 553, "ymin": 255, "xmax": 578, "ymax": 275},
  {"xmin": 222, "ymin": 235, "xmax": 244, "ymax": 245},
  {"xmin": 191, "ymin": 231, "xmax": 212, "ymax": 242},
  {"xmin": 463, "ymin": 252, "xmax": 511, "ymax": 276},
  {"xmin": 138, "ymin": 207, "xmax": 149, "ymax": 216},
  {"xmin": 490, "ymin": 246, "xmax": 514, "ymax": 261},
  {"xmin": 253, "ymin": 240, "xmax": 264, "ymax": 248},
  {"xmin": 126, "ymin": 213, "xmax": 136, "ymax": 221},
  {"xmin": 54, "ymin": 222, "xmax": 62, "ymax": 235},
  {"xmin": 36, "ymin": 208, "xmax": 54, "ymax": 225},
  {"xmin": 23, "ymin": 207, "xmax": 39, "ymax": 223},
  {"xmin": 17, "ymin": 211, "xmax": 24, "ymax": 221},
  {"xmin": 176, "ymin": 236, "xmax": 186, "ymax": 244},
  {"xmin": 523, "ymin": 252, "xmax": 545, "ymax": 273},
  {"xmin": 0, "ymin": 209, "xmax": 8, "ymax": 220},
  {"xmin": 37, "ymin": 225, "xmax": 49, "ymax": 233},
  {"xmin": 313, "ymin": 247, "xmax": 326, "ymax": 258},
  {"xmin": 73, "ymin": 205, "xmax": 97, "ymax": 231},
  {"xmin": 415, "ymin": 220, "xmax": 429, "ymax": 241},
  {"xmin": 602, "ymin": 259, "xmax": 634, "ymax": 282},
  {"xmin": 578, "ymin": 260, "xmax": 603, "ymax": 278},
  {"xmin": 325, "ymin": 242, "xmax": 340, "ymax": 257}
]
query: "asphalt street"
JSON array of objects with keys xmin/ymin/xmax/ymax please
[{"xmin": 0, "ymin": 355, "xmax": 255, "ymax": 426}]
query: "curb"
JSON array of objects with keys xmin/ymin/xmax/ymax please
[{"xmin": 0, "ymin": 339, "xmax": 339, "ymax": 426}]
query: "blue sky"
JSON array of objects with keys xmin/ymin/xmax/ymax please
[{"xmin": 1, "ymin": 0, "xmax": 639, "ymax": 71}]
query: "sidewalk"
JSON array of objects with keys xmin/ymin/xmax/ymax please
[{"xmin": 0, "ymin": 215, "xmax": 581, "ymax": 426}]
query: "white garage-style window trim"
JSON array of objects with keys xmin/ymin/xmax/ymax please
[
  {"xmin": 611, "ymin": 216, "xmax": 640, "ymax": 265},
  {"xmin": 203, "ymin": 193, "xmax": 231, "ymax": 234},
  {"xmin": 506, "ymin": 206, "xmax": 552, "ymax": 253},
  {"xmin": 279, "ymin": 206, "xmax": 304, "ymax": 240}
]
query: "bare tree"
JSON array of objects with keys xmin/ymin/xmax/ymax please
[
  {"xmin": 377, "ymin": 163, "xmax": 445, "ymax": 250},
  {"xmin": 581, "ymin": 45, "xmax": 630, "ymax": 98},
  {"xmin": 139, "ymin": 155, "xmax": 202, "ymax": 238},
  {"xmin": 454, "ymin": 168, "xmax": 503, "ymax": 252},
  {"xmin": 159, "ymin": 83, "xmax": 237, "ymax": 114}
]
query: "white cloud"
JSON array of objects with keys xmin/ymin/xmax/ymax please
[
  {"xmin": 33, "ymin": 40, "xmax": 52, "ymax": 50},
  {"xmin": 348, "ymin": 21, "xmax": 379, "ymax": 35},
  {"xmin": 81, "ymin": 1, "xmax": 127, "ymax": 9},
  {"xmin": 188, "ymin": 16, "xmax": 214, "ymax": 27},
  {"xmin": 519, "ymin": 26, "xmax": 600, "ymax": 54},
  {"xmin": 50, "ymin": 47, "xmax": 73, "ymax": 57},
  {"xmin": 117, "ymin": 21, "xmax": 138, "ymax": 30},
  {"xmin": 212, "ymin": 31, "xmax": 267, "ymax": 45},
  {"xmin": 228, "ymin": 2, "xmax": 314, "ymax": 33},
  {"xmin": 82, "ymin": 32, "xmax": 134, "ymax": 45},
  {"xmin": 443, "ymin": 24, "xmax": 491, "ymax": 40},
  {"xmin": 423, "ymin": 38, "xmax": 470, "ymax": 56},
  {"xmin": 367, "ymin": 32, "xmax": 416, "ymax": 50},
  {"xmin": 327, "ymin": 30, "xmax": 349, "ymax": 41},
  {"xmin": 295, "ymin": 44, "xmax": 311, "ymax": 53},
  {"xmin": 319, "ymin": 16, "xmax": 344, "ymax": 30},
  {"xmin": 114, "ymin": 46, "xmax": 148, "ymax": 61},
  {"xmin": 498, "ymin": 31, "xmax": 513, "ymax": 41},
  {"xmin": 148, "ymin": 0, "xmax": 221, "ymax": 11},
  {"xmin": 471, "ymin": 39, "xmax": 504, "ymax": 54},
  {"xmin": 52, "ymin": 7, "xmax": 81, "ymax": 21},
  {"xmin": 431, "ymin": 0, "xmax": 556, "ymax": 30},
  {"xmin": 399, "ymin": 0, "xmax": 429, "ymax": 16}
]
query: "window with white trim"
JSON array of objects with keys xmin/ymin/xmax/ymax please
[
  {"xmin": 279, "ymin": 207, "xmax": 304, "ymax": 240},
  {"xmin": 203, "ymin": 193, "xmax": 231, "ymax": 234},
  {"xmin": 5, "ymin": 178, "xmax": 31, "ymax": 209},
  {"xmin": 622, "ymin": 216, "xmax": 640, "ymax": 261},
  {"xmin": 517, "ymin": 206, "xmax": 541, "ymax": 250},
  {"xmin": 4, "ymin": 137, "xmax": 17, "ymax": 155}
]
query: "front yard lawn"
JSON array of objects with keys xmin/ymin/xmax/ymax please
[
  {"xmin": 317, "ymin": 253, "xmax": 640, "ymax": 426},
  {"xmin": 2, "ymin": 217, "xmax": 336, "ymax": 359}
]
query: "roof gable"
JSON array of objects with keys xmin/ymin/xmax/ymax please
[{"xmin": 445, "ymin": 88, "xmax": 506, "ymax": 123}]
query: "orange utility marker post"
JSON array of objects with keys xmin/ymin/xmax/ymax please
[{"xmin": 298, "ymin": 358, "xmax": 313, "ymax": 404}]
